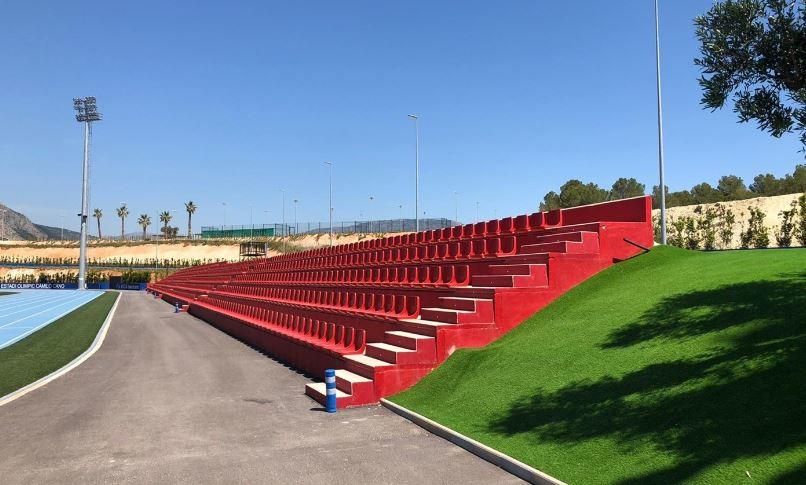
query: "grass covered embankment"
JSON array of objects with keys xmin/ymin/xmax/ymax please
[{"xmin": 391, "ymin": 246, "xmax": 806, "ymax": 484}]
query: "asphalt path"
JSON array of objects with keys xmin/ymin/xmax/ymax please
[{"xmin": 0, "ymin": 291, "xmax": 520, "ymax": 484}]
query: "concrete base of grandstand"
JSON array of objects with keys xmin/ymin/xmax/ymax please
[{"xmin": 149, "ymin": 197, "xmax": 654, "ymax": 408}]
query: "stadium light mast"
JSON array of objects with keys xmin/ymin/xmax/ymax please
[
  {"xmin": 407, "ymin": 114, "xmax": 420, "ymax": 232},
  {"xmin": 324, "ymin": 162, "xmax": 333, "ymax": 246},
  {"xmin": 73, "ymin": 96, "xmax": 101, "ymax": 290},
  {"xmin": 654, "ymin": 0, "xmax": 667, "ymax": 244}
]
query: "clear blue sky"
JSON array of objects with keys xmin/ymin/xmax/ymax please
[{"xmin": 0, "ymin": 1, "xmax": 802, "ymax": 234}]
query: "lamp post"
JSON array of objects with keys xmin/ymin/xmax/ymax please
[
  {"xmin": 368, "ymin": 196, "xmax": 374, "ymax": 233},
  {"xmin": 407, "ymin": 114, "xmax": 420, "ymax": 232},
  {"xmin": 293, "ymin": 199, "xmax": 298, "ymax": 235},
  {"xmin": 453, "ymin": 191, "xmax": 459, "ymax": 224},
  {"xmin": 280, "ymin": 189, "xmax": 286, "ymax": 251},
  {"xmin": 73, "ymin": 96, "xmax": 101, "ymax": 290},
  {"xmin": 222, "ymin": 202, "xmax": 227, "ymax": 233},
  {"xmin": 655, "ymin": 0, "xmax": 667, "ymax": 244},
  {"xmin": 476, "ymin": 201, "xmax": 480, "ymax": 221},
  {"xmin": 324, "ymin": 162, "xmax": 333, "ymax": 246}
]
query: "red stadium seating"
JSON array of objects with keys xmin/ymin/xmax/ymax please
[{"xmin": 149, "ymin": 196, "xmax": 654, "ymax": 408}]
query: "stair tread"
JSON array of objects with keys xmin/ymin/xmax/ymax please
[
  {"xmin": 367, "ymin": 342, "xmax": 415, "ymax": 353},
  {"xmin": 344, "ymin": 353, "xmax": 395, "ymax": 367},
  {"xmin": 305, "ymin": 382, "xmax": 351, "ymax": 398},
  {"xmin": 400, "ymin": 318, "xmax": 453, "ymax": 327},
  {"xmin": 386, "ymin": 330, "xmax": 433, "ymax": 339},
  {"xmin": 422, "ymin": 307, "xmax": 475, "ymax": 314},
  {"xmin": 439, "ymin": 296, "xmax": 492, "ymax": 301},
  {"xmin": 335, "ymin": 369, "xmax": 372, "ymax": 383}
]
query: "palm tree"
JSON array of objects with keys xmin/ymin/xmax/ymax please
[
  {"xmin": 185, "ymin": 201, "xmax": 197, "ymax": 238},
  {"xmin": 159, "ymin": 211, "xmax": 172, "ymax": 238},
  {"xmin": 92, "ymin": 208, "xmax": 103, "ymax": 238},
  {"xmin": 137, "ymin": 214, "xmax": 151, "ymax": 239},
  {"xmin": 116, "ymin": 204, "xmax": 129, "ymax": 240}
]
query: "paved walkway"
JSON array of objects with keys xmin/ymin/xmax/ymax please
[{"xmin": 0, "ymin": 292, "xmax": 519, "ymax": 484}]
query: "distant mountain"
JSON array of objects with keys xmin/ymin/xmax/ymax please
[
  {"xmin": 0, "ymin": 203, "xmax": 81, "ymax": 241},
  {"xmin": 34, "ymin": 224, "xmax": 82, "ymax": 241}
]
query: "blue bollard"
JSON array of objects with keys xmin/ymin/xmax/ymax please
[
  {"xmin": 174, "ymin": 302, "xmax": 180, "ymax": 313},
  {"xmin": 325, "ymin": 369, "xmax": 337, "ymax": 413}
]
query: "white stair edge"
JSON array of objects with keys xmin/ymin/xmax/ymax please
[
  {"xmin": 367, "ymin": 342, "xmax": 416, "ymax": 353},
  {"xmin": 344, "ymin": 353, "xmax": 394, "ymax": 367},
  {"xmin": 335, "ymin": 369, "xmax": 372, "ymax": 383},
  {"xmin": 305, "ymin": 382, "xmax": 350, "ymax": 398},
  {"xmin": 422, "ymin": 307, "xmax": 475, "ymax": 314},
  {"xmin": 386, "ymin": 330, "xmax": 434, "ymax": 339},
  {"xmin": 399, "ymin": 318, "xmax": 453, "ymax": 327}
]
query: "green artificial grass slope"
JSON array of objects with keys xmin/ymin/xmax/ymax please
[
  {"xmin": 391, "ymin": 247, "xmax": 806, "ymax": 484},
  {"xmin": 0, "ymin": 291, "xmax": 117, "ymax": 397}
]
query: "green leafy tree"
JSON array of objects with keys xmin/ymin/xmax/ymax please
[
  {"xmin": 116, "ymin": 204, "xmax": 129, "ymax": 239},
  {"xmin": 717, "ymin": 175, "xmax": 750, "ymax": 200},
  {"xmin": 695, "ymin": 0, "xmax": 806, "ymax": 152},
  {"xmin": 540, "ymin": 191, "xmax": 561, "ymax": 211},
  {"xmin": 185, "ymin": 201, "xmax": 197, "ymax": 238},
  {"xmin": 92, "ymin": 208, "xmax": 103, "ymax": 238},
  {"xmin": 690, "ymin": 183, "xmax": 722, "ymax": 204},
  {"xmin": 609, "ymin": 177, "xmax": 645, "ymax": 200},
  {"xmin": 137, "ymin": 214, "xmax": 151, "ymax": 239},
  {"xmin": 750, "ymin": 173, "xmax": 784, "ymax": 195},
  {"xmin": 557, "ymin": 179, "xmax": 608, "ymax": 208}
]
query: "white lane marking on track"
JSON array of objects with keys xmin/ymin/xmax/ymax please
[
  {"xmin": 0, "ymin": 292, "xmax": 97, "ymax": 319},
  {"xmin": 0, "ymin": 293, "xmax": 103, "ymax": 349},
  {"xmin": 0, "ymin": 292, "xmax": 67, "ymax": 311},
  {"xmin": 0, "ymin": 292, "xmax": 101, "ymax": 329},
  {"xmin": 0, "ymin": 292, "xmax": 82, "ymax": 313}
]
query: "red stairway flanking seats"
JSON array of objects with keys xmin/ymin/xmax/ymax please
[{"xmin": 148, "ymin": 196, "xmax": 654, "ymax": 408}]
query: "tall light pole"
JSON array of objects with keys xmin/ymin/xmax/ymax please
[
  {"xmin": 453, "ymin": 191, "xmax": 459, "ymax": 224},
  {"xmin": 250, "ymin": 205, "xmax": 254, "ymax": 241},
  {"xmin": 655, "ymin": 0, "xmax": 667, "ymax": 245},
  {"xmin": 407, "ymin": 114, "xmax": 420, "ymax": 232},
  {"xmin": 60, "ymin": 212, "xmax": 65, "ymax": 241},
  {"xmin": 281, "ymin": 189, "xmax": 286, "ymax": 251},
  {"xmin": 324, "ymin": 162, "xmax": 333, "ymax": 246},
  {"xmin": 293, "ymin": 199, "xmax": 298, "ymax": 235},
  {"xmin": 73, "ymin": 97, "xmax": 101, "ymax": 290},
  {"xmin": 222, "ymin": 202, "xmax": 227, "ymax": 231},
  {"xmin": 368, "ymin": 196, "xmax": 374, "ymax": 233},
  {"xmin": 476, "ymin": 201, "xmax": 480, "ymax": 221}
]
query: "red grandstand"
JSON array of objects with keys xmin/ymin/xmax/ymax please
[{"xmin": 149, "ymin": 196, "xmax": 654, "ymax": 408}]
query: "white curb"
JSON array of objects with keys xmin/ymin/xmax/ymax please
[
  {"xmin": 0, "ymin": 291, "xmax": 122, "ymax": 407},
  {"xmin": 381, "ymin": 398, "xmax": 566, "ymax": 485}
]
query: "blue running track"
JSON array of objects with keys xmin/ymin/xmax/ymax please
[{"xmin": 0, "ymin": 290, "xmax": 103, "ymax": 350}]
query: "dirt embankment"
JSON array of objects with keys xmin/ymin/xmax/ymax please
[
  {"xmin": 0, "ymin": 232, "xmax": 406, "ymax": 265},
  {"xmin": 652, "ymin": 193, "xmax": 804, "ymax": 248}
]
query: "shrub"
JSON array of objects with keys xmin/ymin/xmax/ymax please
[
  {"xmin": 683, "ymin": 216, "xmax": 701, "ymax": 250},
  {"xmin": 740, "ymin": 207, "xmax": 769, "ymax": 249},
  {"xmin": 797, "ymin": 195, "xmax": 806, "ymax": 247},
  {"xmin": 774, "ymin": 200, "xmax": 798, "ymax": 248}
]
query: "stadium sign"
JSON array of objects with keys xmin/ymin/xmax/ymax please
[{"xmin": 0, "ymin": 283, "xmax": 77, "ymax": 290}]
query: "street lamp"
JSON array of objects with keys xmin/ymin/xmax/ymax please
[
  {"xmin": 655, "ymin": 0, "xmax": 667, "ymax": 244},
  {"xmin": 293, "ymin": 199, "xmax": 298, "ymax": 235},
  {"xmin": 407, "ymin": 114, "xmax": 420, "ymax": 232},
  {"xmin": 73, "ymin": 96, "xmax": 101, "ymax": 290},
  {"xmin": 368, "ymin": 196, "xmax": 374, "ymax": 233},
  {"xmin": 324, "ymin": 162, "xmax": 333, "ymax": 246},
  {"xmin": 453, "ymin": 191, "xmax": 459, "ymax": 224},
  {"xmin": 476, "ymin": 201, "xmax": 480, "ymax": 221}
]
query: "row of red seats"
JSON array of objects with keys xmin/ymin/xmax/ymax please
[
  {"xmin": 252, "ymin": 236, "xmax": 518, "ymax": 273},
  {"xmin": 231, "ymin": 264, "xmax": 471, "ymax": 287},
  {"xmin": 205, "ymin": 297, "xmax": 366, "ymax": 356},
  {"xmin": 214, "ymin": 285, "xmax": 421, "ymax": 319},
  {"xmin": 260, "ymin": 209, "xmax": 562, "ymax": 267}
]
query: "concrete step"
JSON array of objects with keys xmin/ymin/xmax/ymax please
[
  {"xmin": 471, "ymin": 264, "xmax": 548, "ymax": 288},
  {"xmin": 334, "ymin": 369, "xmax": 373, "ymax": 395},
  {"xmin": 366, "ymin": 342, "xmax": 420, "ymax": 364},
  {"xmin": 420, "ymin": 305, "xmax": 492, "ymax": 324},
  {"xmin": 304, "ymin": 382, "xmax": 351, "ymax": 407},
  {"xmin": 344, "ymin": 353, "xmax": 395, "ymax": 379},
  {"xmin": 485, "ymin": 264, "xmax": 533, "ymax": 276},
  {"xmin": 385, "ymin": 330, "xmax": 435, "ymax": 350},
  {"xmin": 436, "ymin": 296, "xmax": 491, "ymax": 311}
]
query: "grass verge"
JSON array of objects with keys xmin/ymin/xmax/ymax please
[
  {"xmin": 0, "ymin": 291, "xmax": 117, "ymax": 397},
  {"xmin": 391, "ymin": 246, "xmax": 806, "ymax": 484}
]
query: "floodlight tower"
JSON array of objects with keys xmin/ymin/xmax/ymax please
[
  {"xmin": 73, "ymin": 97, "xmax": 101, "ymax": 290},
  {"xmin": 407, "ymin": 114, "xmax": 420, "ymax": 232}
]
